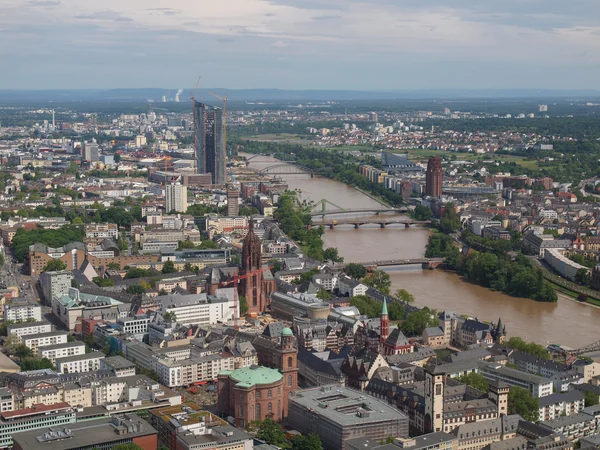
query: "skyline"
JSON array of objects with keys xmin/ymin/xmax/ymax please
[{"xmin": 1, "ymin": 0, "xmax": 600, "ymax": 90}]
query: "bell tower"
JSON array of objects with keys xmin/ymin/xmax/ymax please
[
  {"xmin": 380, "ymin": 296, "xmax": 389, "ymax": 346},
  {"xmin": 424, "ymin": 365, "xmax": 445, "ymax": 434},
  {"xmin": 279, "ymin": 327, "xmax": 298, "ymax": 419}
]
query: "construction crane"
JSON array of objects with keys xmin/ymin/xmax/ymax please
[
  {"xmin": 220, "ymin": 266, "xmax": 273, "ymax": 330},
  {"xmin": 190, "ymin": 76, "xmax": 201, "ymax": 102},
  {"xmin": 208, "ymin": 91, "xmax": 228, "ymax": 154}
]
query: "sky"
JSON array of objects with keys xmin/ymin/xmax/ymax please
[{"xmin": 1, "ymin": 0, "xmax": 599, "ymax": 90}]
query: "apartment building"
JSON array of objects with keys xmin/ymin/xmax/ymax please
[
  {"xmin": 3, "ymin": 302, "xmax": 42, "ymax": 322},
  {"xmin": 159, "ymin": 290, "xmax": 236, "ymax": 326},
  {"xmin": 38, "ymin": 342, "xmax": 86, "ymax": 364},
  {"xmin": 7, "ymin": 320, "xmax": 52, "ymax": 341},
  {"xmin": 39, "ymin": 270, "xmax": 73, "ymax": 305},
  {"xmin": 539, "ymin": 391, "xmax": 585, "ymax": 421},
  {"xmin": 56, "ymin": 353, "xmax": 104, "ymax": 374}
]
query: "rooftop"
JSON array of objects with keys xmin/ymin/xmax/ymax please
[
  {"xmin": 290, "ymin": 385, "xmax": 407, "ymax": 427},
  {"xmin": 227, "ymin": 365, "xmax": 283, "ymax": 388},
  {"xmin": 11, "ymin": 413, "xmax": 156, "ymax": 450}
]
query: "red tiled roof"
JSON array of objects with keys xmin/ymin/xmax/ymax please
[{"xmin": 1, "ymin": 402, "xmax": 71, "ymax": 420}]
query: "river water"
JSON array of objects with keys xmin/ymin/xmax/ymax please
[{"xmin": 245, "ymin": 155, "xmax": 600, "ymax": 349}]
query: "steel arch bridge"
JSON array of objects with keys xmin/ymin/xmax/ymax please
[{"xmin": 257, "ymin": 163, "xmax": 327, "ymax": 176}]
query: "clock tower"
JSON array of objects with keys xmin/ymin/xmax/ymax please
[{"xmin": 424, "ymin": 365, "xmax": 445, "ymax": 434}]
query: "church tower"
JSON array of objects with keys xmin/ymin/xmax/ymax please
[
  {"xmin": 489, "ymin": 380, "xmax": 510, "ymax": 416},
  {"xmin": 424, "ymin": 365, "xmax": 445, "ymax": 434},
  {"xmin": 380, "ymin": 296, "xmax": 389, "ymax": 346},
  {"xmin": 279, "ymin": 327, "xmax": 298, "ymax": 418},
  {"xmin": 240, "ymin": 218, "xmax": 265, "ymax": 314}
]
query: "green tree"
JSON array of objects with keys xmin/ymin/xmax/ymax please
[
  {"xmin": 42, "ymin": 259, "xmax": 67, "ymax": 272},
  {"xmin": 323, "ymin": 247, "xmax": 344, "ymax": 263},
  {"xmin": 163, "ymin": 311, "xmax": 177, "ymax": 322},
  {"xmin": 585, "ymin": 391, "xmax": 599, "ymax": 407},
  {"xmin": 256, "ymin": 419, "xmax": 289, "ymax": 448},
  {"xmin": 162, "ymin": 260, "xmax": 178, "ymax": 274},
  {"xmin": 344, "ymin": 263, "xmax": 367, "ymax": 279},
  {"xmin": 21, "ymin": 357, "xmax": 54, "ymax": 371},
  {"xmin": 316, "ymin": 289, "xmax": 332, "ymax": 300},
  {"xmin": 413, "ymin": 204, "xmax": 433, "ymax": 221},
  {"xmin": 107, "ymin": 262, "xmax": 121, "ymax": 270},
  {"xmin": 291, "ymin": 434, "xmax": 323, "ymax": 450},
  {"xmin": 395, "ymin": 289, "xmax": 414, "ymax": 304},
  {"xmin": 457, "ymin": 372, "xmax": 489, "ymax": 392},
  {"xmin": 362, "ymin": 270, "xmax": 391, "ymax": 294},
  {"xmin": 506, "ymin": 337, "xmax": 549, "ymax": 359},
  {"xmin": 93, "ymin": 276, "xmax": 115, "ymax": 287},
  {"xmin": 508, "ymin": 387, "xmax": 539, "ymax": 422},
  {"xmin": 401, "ymin": 308, "xmax": 438, "ymax": 336},
  {"xmin": 575, "ymin": 268, "xmax": 591, "ymax": 286},
  {"xmin": 111, "ymin": 444, "xmax": 144, "ymax": 450},
  {"xmin": 126, "ymin": 285, "xmax": 146, "ymax": 295},
  {"xmin": 14, "ymin": 344, "xmax": 33, "ymax": 359},
  {"xmin": 124, "ymin": 268, "xmax": 150, "ymax": 279}
]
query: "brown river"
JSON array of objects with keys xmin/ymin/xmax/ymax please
[{"xmin": 245, "ymin": 156, "xmax": 600, "ymax": 349}]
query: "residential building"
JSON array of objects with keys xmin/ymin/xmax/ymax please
[
  {"xmin": 21, "ymin": 331, "xmax": 69, "ymax": 352},
  {"xmin": 7, "ymin": 320, "xmax": 52, "ymax": 340},
  {"xmin": 338, "ymin": 276, "xmax": 368, "ymax": 297},
  {"xmin": 39, "ymin": 270, "xmax": 73, "ymax": 306},
  {"xmin": 539, "ymin": 405, "xmax": 600, "ymax": 442},
  {"xmin": 52, "ymin": 287, "xmax": 125, "ymax": 331},
  {"xmin": 3, "ymin": 301, "xmax": 42, "ymax": 322},
  {"xmin": 523, "ymin": 233, "xmax": 571, "ymax": 257},
  {"xmin": 56, "ymin": 353, "xmax": 104, "ymax": 374},
  {"xmin": 288, "ymin": 385, "xmax": 409, "ymax": 450},
  {"xmin": 478, "ymin": 362, "xmax": 553, "ymax": 398},
  {"xmin": 101, "ymin": 355, "xmax": 137, "ymax": 377},
  {"xmin": 544, "ymin": 248, "xmax": 589, "ymax": 282},
  {"xmin": 538, "ymin": 391, "xmax": 585, "ymax": 421},
  {"xmin": 12, "ymin": 413, "xmax": 158, "ymax": 450},
  {"xmin": 193, "ymin": 101, "xmax": 225, "ymax": 184},
  {"xmin": 166, "ymin": 183, "xmax": 188, "ymax": 213},
  {"xmin": 38, "ymin": 342, "xmax": 86, "ymax": 364}
]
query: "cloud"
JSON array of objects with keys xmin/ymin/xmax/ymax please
[
  {"xmin": 0, "ymin": 0, "xmax": 599, "ymax": 90},
  {"xmin": 28, "ymin": 1, "xmax": 61, "ymax": 6},
  {"xmin": 312, "ymin": 15, "xmax": 342, "ymax": 21},
  {"xmin": 75, "ymin": 10, "xmax": 132, "ymax": 22}
]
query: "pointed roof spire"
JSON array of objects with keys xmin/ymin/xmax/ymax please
[
  {"xmin": 381, "ymin": 296, "xmax": 388, "ymax": 316},
  {"xmin": 249, "ymin": 215, "xmax": 254, "ymax": 233}
]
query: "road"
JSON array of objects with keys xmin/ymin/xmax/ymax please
[{"xmin": 1, "ymin": 252, "xmax": 39, "ymax": 304}]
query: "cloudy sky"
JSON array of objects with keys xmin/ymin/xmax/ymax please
[{"xmin": 1, "ymin": 0, "xmax": 599, "ymax": 90}]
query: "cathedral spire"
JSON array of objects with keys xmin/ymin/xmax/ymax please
[{"xmin": 382, "ymin": 296, "xmax": 388, "ymax": 316}]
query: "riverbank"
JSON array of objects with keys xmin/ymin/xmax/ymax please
[{"xmin": 245, "ymin": 153, "xmax": 600, "ymax": 349}]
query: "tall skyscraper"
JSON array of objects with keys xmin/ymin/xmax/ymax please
[
  {"xmin": 165, "ymin": 183, "xmax": 188, "ymax": 213},
  {"xmin": 240, "ymin": 219, "xmax": 266, "ymax": 314},
  {"xmin": 227, "ymin": 188, "xmax": 239, "ymax": 216},
  {"xmin": 82, "ymin": 143, "xmax": 99, "ymax": 163},
  {"xmin": 425, "ymin": 156, "xmax": 443, "ymax": 197},
  {"xmin": 192, "ymin": 100, "xmax": 225, "ymax": 185}
]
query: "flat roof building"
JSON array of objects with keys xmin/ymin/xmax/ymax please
[
  {"xmin": 288, "ymin": 385, "xmax": 409, "ymax": 450},
  {"xmin": 12, "ymin": 413, "xmax": 157, "ymax": 450}
]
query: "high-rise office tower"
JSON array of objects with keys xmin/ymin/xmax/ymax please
[
  {"xmin": 165, "ymin": 183, "xmax": 188, "ymax": 213},
  {"xmin": 425, "ymin": 156, "xmax": 443, "ymax": 197},
  {"xmin": 227, "ymin": 188, "xmax": 239, "ymax": 216},
  {"xmin": 192, "ymin": 100, "xmax": 225, "ymax": 185},
  {"xmin": 82, "ymin": 143, "xmax": 99, "ymax": 163}
]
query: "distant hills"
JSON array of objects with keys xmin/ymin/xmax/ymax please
[{"xmin": 1, "ymin": 88, "xmax": 600, "ymax": 103}]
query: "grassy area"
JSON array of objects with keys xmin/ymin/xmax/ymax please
[
  {"xmin": 246, "ymin": 133, "xmax": 306, "ymax": 142},
  {"xmin": 387, "ymin": 148, "xmax": 542, "ymax": 169},
  {"xmin": 548, "ymin": 280, "xmax": 600, "ymax": 307}
]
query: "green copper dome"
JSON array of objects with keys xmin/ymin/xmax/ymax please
[
  {"xmin": 230, "ymin": 365, "xmax": 283, "ymax": 387},
  {"xmin": 281, "ymin": 327, "xmax": 293, "ymax": 336}
]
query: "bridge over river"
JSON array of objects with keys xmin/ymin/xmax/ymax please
[{"xmin": 311, "ymin": 218, "xmax": 431, "ymax": 229}]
